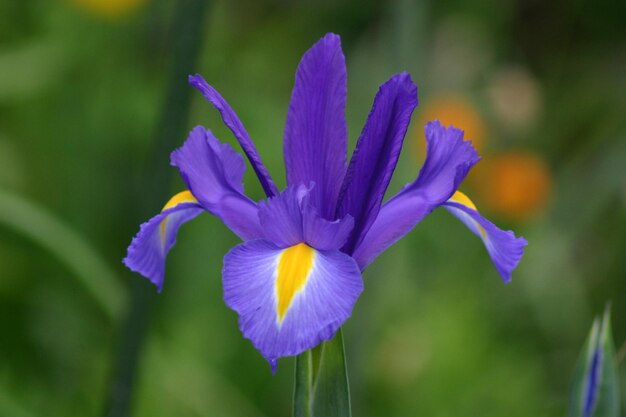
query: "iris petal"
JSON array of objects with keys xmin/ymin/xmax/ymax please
[
  {"xmin": 171, "ymin": 126, "xmax": 263, "ymax": 240},
  {"xmin": 123, "ymin": 192, "xmax": 203, "ymax": 291},
  {"xmin": 283, "ymin": 33, "xmax": 348, "ymax": 218},
  {"xmin": 189, "ymin": 74, "xmax": 279, "ymax": 197},
  {"xmin": 336, "ymin": 73, "xmax": 418, "ymax": 254},
  {"xmin": 258, "ymin": 184, "xmax": 355, "ymax": 251},
  {"xmin": 302, "ymin": 204, "xmax": 354, "ymax": 251},
  {"xmin": 405, "ymin": 121, "xmax": 480, "ymax": 203},
  {"xmin": 222, "ymin": 239, "xmax": 363, "ymax": 367},
  {"xmin": 352, "ymin": 121, "xmax": 479, "ymax": 269},
  {"xmin": 444, "ymin": 192, "xmax": 527, "ymax": 283},
  {"xmin": 258, "ymin": 185, "xmax": 308, "ymax": 248}
]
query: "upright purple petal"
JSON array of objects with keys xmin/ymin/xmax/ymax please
[
  {"xmin": 124, "ymin": 194, "xmax": 203, "ymax": 291},
  {"xmin": 171, "ymin": 126, "xmax": 263, "ymax": 241},
  {"xmin": 189, "ymin": 74, "xmax": 279, "ymax": 197},
  {"xmin": 257, "ymin": 185, "xmax": 309, "ymax": 248},
  {"xmin": 302, "ymin": 205, "xmax": 354, "ymax": 251},
  {"xmin": 283, "ymin": 33, "xmax": 348, "ymax": 218},
  {"xmin": 257, "ymin": 183, "xmax": 354, "ymax": 251},
  {"xmin": 352, "ymin": 121, "xmax": 479, "ymax": 269},
  {"xmin": 444, "ymin": 196, "xmax": 527, "ymax": 283},
  {"xmin": 222, "ymin": 239, "xmax": 363, "ymax": 367},
  {"xmin": 336, "ymin": 73, "xmax": 418, "ymax": 254}
]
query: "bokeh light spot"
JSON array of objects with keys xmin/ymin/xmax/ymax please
[
  {"xmin": 418, "ymin": 94, "xmax": 486, "ymax": 155},
  {"xmin": 69, "ymin": 0, "xmax": 148, "ymax": 18},
  {"xmin": 475, "ymin": 151, "xmax": 552, "ymax": 221}
]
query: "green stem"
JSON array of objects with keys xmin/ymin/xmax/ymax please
[
  {"xmin": 103, "ymin": 1, "xmax": 210, "ymax": 416},
  {"xmin": 293, "ymin": 328, "xmax": 352, "ymax": 417}
]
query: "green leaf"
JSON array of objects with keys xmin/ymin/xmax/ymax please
[
  {"xmin": 568, "ymin": 305, "xmax": 621, "ymax": 417},
  {"xmin": 293, "ymin": 328, "xmax": 351, "ymax": 417},
  {"xmin": 0, "ymin": 188, "xmax": 125, "ymax": 321}
]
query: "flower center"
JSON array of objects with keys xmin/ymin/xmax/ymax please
[{"xmin": 275, "ymin": 243, "xmax": 315, "ymax": 324}]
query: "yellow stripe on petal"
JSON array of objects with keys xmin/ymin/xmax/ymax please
[
  {"xmin": 448, "ymin": 191, "xmax": 486, "ymax": 238},
  {"xmin": 275, "ymin": 243, "xmax": 315, "ymax": 324},
  {"xmin": 449, "ymin": 190, "xmax": 478, "ymax": 210},
  {"xmin": 160, "ymin": 191, "xmax": 198, "ymax": 246},
  {"xmin": 162, "ymin": 190, "xmax": 198, "ymax": 211}
]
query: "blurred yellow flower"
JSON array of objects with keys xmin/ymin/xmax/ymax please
[
  {"xmin": 69, "ymin": 0, "xmax": 147, "ymax": 18},
  {"xmin": 419, "ymin": 94, "xmax": 486, "ymax": 153},
  {"xmin": 474, "ymin": 151, "xmax": 552, "ymax": 221}
]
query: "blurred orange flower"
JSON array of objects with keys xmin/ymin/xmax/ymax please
[
  {"xmin": 418, "ymin": 94, "xmax": 486, "ymax": 153},
  {"xmin": 69, "ymin": 0, "xmax": 147, "ymax": 18},
  {"xmin": 473, "ymin": 151, "xmax": 552, "ymax": 221}
]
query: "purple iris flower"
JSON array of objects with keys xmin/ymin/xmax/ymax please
[{"xmin": 124, "ymin": 33, "xmax": 527, "ymax": 368}]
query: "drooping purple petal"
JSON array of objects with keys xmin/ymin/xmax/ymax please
[
  {"xmin": 170, "ymin": 126, "xmax": 263, "ymax": 241},
  {"xmin": 283, "ymin": 33, "xmax": 348, "ymax": 218},
  {"xmin": 352, "ymin": 121, "xmax": 479, "ymax": 269},
  {"xmin": 403, "ymin": 121, "xmax": 480, "ymax": 203},
  {"xmin": 189, "ymin": 74, "xmax": 279, "ymax": 197},
  {"xmin": 336, "ymin": 73, "xmax": 418, "ymax": 254},
  {"xmin": 351, "ymin": 191, "xmax": 430, "ymax": 270},
  {"xmin": 222, "ymin": 239, "xmax": 363, "ymax": 367},
  {"xmin": 124, "ymin": 198, "xmax": 203, "ymax": 291},
  {"xmin": 444, "ymin": 199, "xmax": 527, "ymax": 283}
]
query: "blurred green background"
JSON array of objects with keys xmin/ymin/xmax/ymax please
[{"xmin": 1, "ymin": 0, "xmax": 625, "ymax": 416}]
